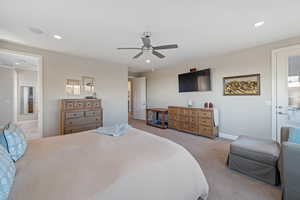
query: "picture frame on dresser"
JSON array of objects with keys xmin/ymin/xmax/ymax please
[{"xmin": 82, "ymin": 76, "xmax": 95, "ymax": 93}]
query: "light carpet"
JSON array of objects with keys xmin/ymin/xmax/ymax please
[{"xmin": 129, "ymin": 119, "xmax": 281, "ymax": 200}]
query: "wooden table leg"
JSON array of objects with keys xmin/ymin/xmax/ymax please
[{"xmin": 162, "ymin": 111, "xmax": 165, "ymax": 128}]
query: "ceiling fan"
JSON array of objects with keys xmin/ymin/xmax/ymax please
[{"xmin": 117, "ymin": 32, "xmax": 178, "ymax": 59}]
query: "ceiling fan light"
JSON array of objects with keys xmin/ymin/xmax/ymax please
[{"xmin": 146, "ymin": 59, "xmax": 151, "ymax": 63}]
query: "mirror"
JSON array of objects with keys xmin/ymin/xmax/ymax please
[{"xmin": 20, "ymin": 86, "xmax": 35, "ymax": 114}]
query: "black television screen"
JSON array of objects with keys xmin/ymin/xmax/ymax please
[{"xmin": 178, "ymin": 69, "xmax": 211, "ymax": 92}]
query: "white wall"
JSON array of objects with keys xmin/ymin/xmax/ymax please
[
  {"xmin": 143, "ymin": 36, "xmax": 300, "ymax": 139},
  {"xmin": 0, "ymin": 67, "xmax": 14, "ymax": 125},
  {"xmin": 0, "ymin": 40, "xmax": 128, "ymax": 137}
]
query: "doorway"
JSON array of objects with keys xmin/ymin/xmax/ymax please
[
  {"xmin": 128, "ymin": 77, "xmax": 147, "ymax": 121},
  {"xmin": 272, "ymin": 45, "xmax": 300, "ymax": 142},
  {"xmin": 128, "ymin": 80, "xmax": 133, "ymax": 120},
  {"xmin": 0, "ymin": 49, "xmax": 43, "ymax": 140}
]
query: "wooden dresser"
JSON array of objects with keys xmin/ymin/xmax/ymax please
[
  {"xmin": 168, "ymin": 106, "xmax": 218, "ymax": 139},
  {"xmin": 60, "ymin": 99, "xmax": 103, "ymax": 135}
]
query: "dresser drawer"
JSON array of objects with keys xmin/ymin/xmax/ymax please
[
  {"xmin": 199, "ymin": 111, "xmax": 212, "ymax": 118},
  {"xmin": 85, "ymin": 101, "xmax": 93, "ymax": 109},
  {"xmin": 64, "ymin": 101, "xmax": 75, "ymax": 110},
  {"xmin": 182, "ymin": 108, "xmax": 191, "ymax": 116},
  {"xmin": 93, "ymin": 100, "xmax": 101, "ymax": 108},
  {"xmin": 61, "ymin": 99, "xmax": 103, "ymax": 135},
  {"xmin": 85, "ymin": 110, "xmax": 101, "ymax": 117},
  {"xmin": 65, "ymin": 117, "xmax": 101, "ymax": 126},
  {"xmin": 65, "ymin": 111, "xmax": 84, "ymax": 119},
  {"xmin": 190, "ymin": 116, "xmax": 198, "ymax": 123},
  {"xmin": 74, "ymin": 101, "xmax": 84, "ymax": 109},
  {"xmin": 190, "ymin": 109, "xmax": 198, "ymax": 117},
  {"xmin": 199, "ymin": 118, "xmax": 213, "ymax": 126},
  {"xmin": 198, "ymin": 126, "xmax": 213, "ymax": 136},
  {"xmin": 189, "ymin": 122, "xmax": 198, "ymax": 133},
  {"xmin": 181, "ymin": 122, "xmax": 190, "ymax": 132},
  {"xmin": 64, "ymin": 123, "xmax": 102, "ymax": 134}
]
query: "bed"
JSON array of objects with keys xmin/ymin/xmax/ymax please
[{"xmin": 9, "ymin": 127, "xmax": 209, "ymax": 200}]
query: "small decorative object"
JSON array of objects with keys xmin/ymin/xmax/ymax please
[
  {"xmin": 209, "ymin": 102, "xmax": 213, "ymax": 108},
  {"xmin": 85, "ymin": 92, "xmax": 97, "ymax": 99},
  {"xmin": 204, "ymin": 102, "xmax": 209, "ymax": 108},
  {"xmin": 66, "ymin": 79, "xmax": 81, "ymax": 95},
  {"xmin": 187, "ymin": 100, "xmax": 193, "ymax": 107},
  {"xmin": 190, "ymin": 68, "xmax": 197, "ymax": 72},
  {"xmin": 82, "ymin": 76, "xmax": 95, "ymax": 93},
  {"xmin": 93, "ymin": 92, "xmax": 97, "ymax": 99},
  {"xmin": 223, "ymin": 74, "xmax": 260, "ymax": 96}
]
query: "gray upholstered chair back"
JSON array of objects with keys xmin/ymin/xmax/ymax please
[
  {"xmin": 281, "ymin": 127, "xmax": 290, "ymax": 144},
  {"xmin": 280, "ymin": 127, "xmax": 300, "ymax": 200}
]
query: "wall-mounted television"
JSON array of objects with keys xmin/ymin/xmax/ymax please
[{"xmin": 178, "ymin": 69, "xmax": 211, "ymax": 93}]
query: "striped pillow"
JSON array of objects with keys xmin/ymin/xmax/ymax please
[
  {"xmin": 4, "ymin": 124, "xmax": 27, "ymax": 161},
  {"xmin": 0, "ymin": 145, "xmax": 16, "ymax": 200}
]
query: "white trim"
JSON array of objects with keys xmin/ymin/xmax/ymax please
[
  {"xmin": 0, "ymin": 64, "xmax": 14, "ymax": 69},
  {"xmin": 219, "ymin": 132, "xmax": 238, "ymax": 140},
  {"xmin": 271, "ymin": 44, "xmax": 300, "ymax": 142},
  {"xmin": 0, "ymin": 48, "xmax": 43, "ymax": 138},
  {"xmin": 272, "ymin": 44, "xmax": 300, "ymax": 54},
  {"xmin": 13, "ymin": 70, "xmax": 18, "ymax": 123},
  {"xmin": 271, "ymin": 50, "xmax": 278, "ymax": 141}
]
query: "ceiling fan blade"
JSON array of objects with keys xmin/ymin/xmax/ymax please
[
  {"xmin": 117, "ymin": 48, "xmax": 141, "ymax": 50},
  {"xmin": 133, "ymin": 51, "xmax": 143, "ymax": 59},
  {"xmin": 141, "ymin": 37, "xmax": 151, "ymax": 47},
  {"xmin": 152, "ymin": 50, "xmax": 165, "ymax": 59},
  {"xmin": 153, "ymin": 44, "xmax": 178, "ymax": 50}
]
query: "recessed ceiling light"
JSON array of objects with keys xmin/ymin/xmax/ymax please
[
  {"xmin": 146, "ymin": 59, "xmax": 151, "ymax": 63},
  {"xmin": 53, "ymin": 34, "xmax": 62, "ymax": 40},
  {"xmin": 254, "ymin": 21, "xmax": 265, "ymax": 28},
  {"xmin": 15, "ymin": 62, "xmax": 20, "ymax": 65}
]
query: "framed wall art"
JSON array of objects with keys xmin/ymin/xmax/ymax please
[
  {"xmin": 65, "ymin": 79, "xmax": 81, "ymax": 95},
  {"xmin": 223, "ymin": 74, "xmax": 260, "ymax": 96}
]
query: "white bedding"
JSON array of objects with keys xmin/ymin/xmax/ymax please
[{"xmin": 9, "ymin": 128, "xmax": 209, "ymax": 200}]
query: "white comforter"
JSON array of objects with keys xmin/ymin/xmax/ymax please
[{"xmin": 10, "ymin": 128, "xmax": 209, "ymax": 200}]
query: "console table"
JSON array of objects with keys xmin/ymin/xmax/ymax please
[
  {"xmin": 168, "ymin": 106, "xmax": 218, "ymax": 138},
  {"xmin": 146, "ymin": 108, "xmax": 168, "ymax": 129}
]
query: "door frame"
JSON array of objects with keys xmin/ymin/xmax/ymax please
[
  {"xmin": 132, "ymin": 77, "xmax": 147, "ymax": 120},
  {"xmin": 0, "ymin": 48, "xmax": 43, "ymax": 138},
  {"xmin": 128, "ymin": 79, "xmax": 133, "ymax": 114},
  {"xmin": 272, "ymin": 44, "xmax": 300, "ymax": 141}
]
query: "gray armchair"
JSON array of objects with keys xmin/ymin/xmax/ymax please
[{"xmin": 280, "ymin": 127, "xmax": 300, "ymax": 200}]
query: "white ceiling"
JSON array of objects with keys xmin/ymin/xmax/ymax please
[
  {"xmin": 0, "ymin": 52, "xmax": 39, "ymax": 71},
  {"xmin": 1, "ymin": 0, "xmax": 300, "ymax": 72}
]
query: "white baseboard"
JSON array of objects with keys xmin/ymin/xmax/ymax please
[{"xmin": 219, "ymin": 132, "xmax": 238, "ymax": 140}]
